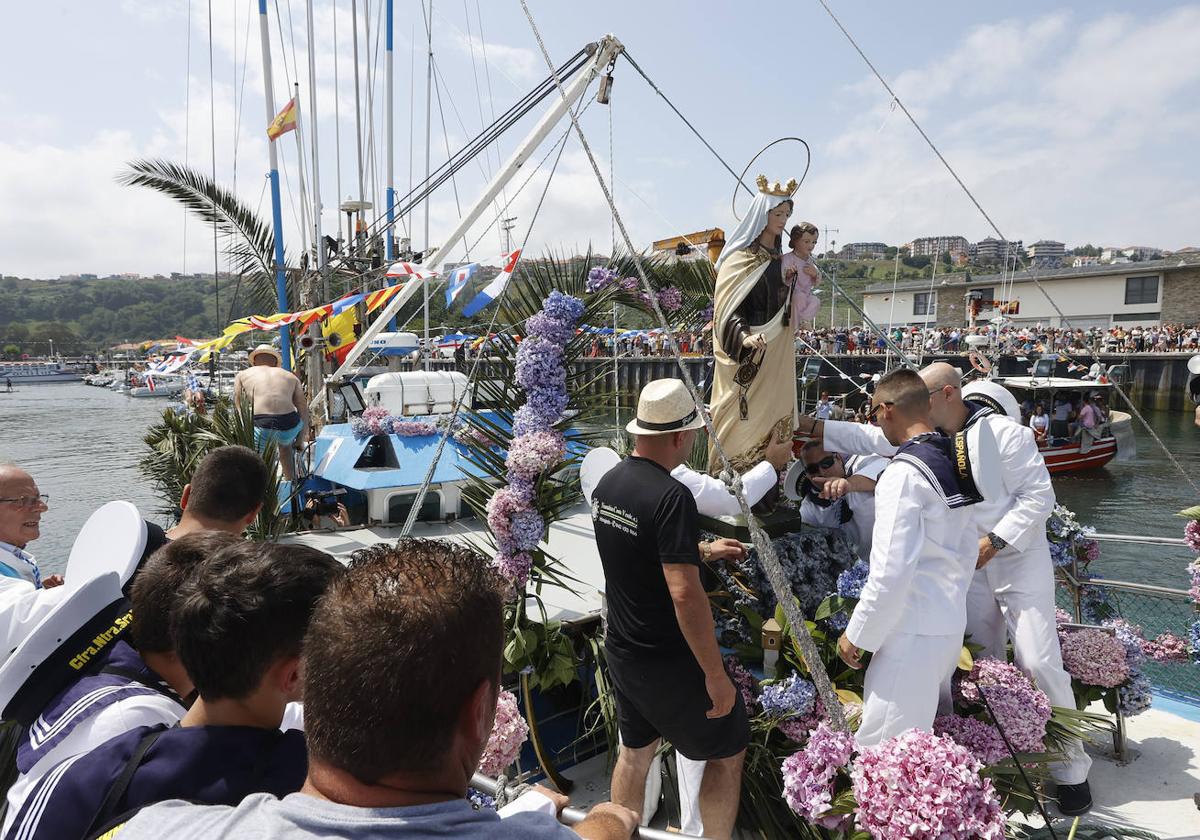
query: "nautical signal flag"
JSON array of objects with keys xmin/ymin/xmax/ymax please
[
  {"xmin": 445, "ymin": 263, "xmax": 479, "ymax": 307},
  {"xmin": 267, "ymin": 98, "xmax": 298, "ymax": 141},
  {"xmin": 462, "ymin": 250, "xmax": 522, "ymax": 318},
  {"xmin": 322, "ymin": 307, "xmax": 359, "ymax": 365}
]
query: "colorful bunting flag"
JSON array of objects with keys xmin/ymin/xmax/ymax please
[
  {"xmin": 445, "ymin": 262, "xmax": 478, "ymax": 307},
  {"xmin": 365, "ymin": 285, "xmax": 403, "ymax": 313},
  {"xmin": 462, "ymin": 250, "xmax": 522, "ymax": 318}
]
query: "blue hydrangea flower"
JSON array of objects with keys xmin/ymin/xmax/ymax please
[
  {"xmin": 836, "ymin": 562, "xmax": 870, "ymax": 599},
  {"xmin": 1118, "ymin": 672, "xmax": 1153, "ymax": 716},
  {"xmin": 759, "ymin": 673, "xmax": 816, "ymax": 720}
]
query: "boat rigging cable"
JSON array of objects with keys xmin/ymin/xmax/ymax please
[
  {"xmin": 207, "ymin": 0, "xmax": 222, "ymax": 345},
  {"xmin": 805, "ymin": 0, "xmax": 1200, "ymax": 496},
  {"xmin": 397, "ymin": 95, "xmax": 583, "ymax": 539},
  {"xmin": 518, "ymin": 5, "xmax": 848, "ymax": 734}
]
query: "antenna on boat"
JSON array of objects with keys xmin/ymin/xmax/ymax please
[
  {"xmin": 257, "ymin": 0, "xmax": 294, "ymax": 370},
  {"xmin": 384, "ymin": 0, "xmax": 398, "ymax": 329}
]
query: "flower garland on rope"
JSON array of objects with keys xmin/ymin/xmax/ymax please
[
  {"xmin": 350, "ymin": 405, "xmax": 437, "ymax": 439},
  {"xmin": 485, "ymin": 291, "xmax": 584, "ymax": 592}
]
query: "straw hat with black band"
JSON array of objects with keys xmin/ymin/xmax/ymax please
[{"xmin": 625, "ymin": 379, "xmax": 707, "ymax": 436}]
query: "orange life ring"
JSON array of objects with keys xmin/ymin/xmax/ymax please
[{"xmin": 969, "ymin": 351, "xmax": 993, "ymax": 374}]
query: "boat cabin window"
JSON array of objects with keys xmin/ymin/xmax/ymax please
[
  {"xmin": 353, "ymin": 435, "xmax": 400, "ymax": 470},
  {"xmin": 387, "ymin": 491, "xmax": 442, "ymax": 524},
  {"xmin": 1031, "ymin": 358, "xmax": 1055, "ymax": 379}
]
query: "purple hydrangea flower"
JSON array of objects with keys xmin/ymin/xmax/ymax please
[
  {"xmin": 955, "ymin": 658, "xmax": 1052, "ymax": 754},
  {"xmin": 1060, "ymin": 628, "xmax": 1130, "ymax": 688},
  {"xmin": 1184, "ymin": 519, "xmax": 1200, "ymax": 552},
  {"xmin": 934, "ymin": 714, "xmax": 1009, "ymax": 765},
  {"xmin": 836, "ymin": 561, "xmax": 869, "ymax": 599}
]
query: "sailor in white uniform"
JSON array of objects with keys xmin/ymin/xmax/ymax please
[
  {"xmin": 804, "ymin": 364, "xmax": 1093, "ymax": 812},
  {"xmin": 834, "ymin": 368, "xmax": 984, "ymax": 746}
]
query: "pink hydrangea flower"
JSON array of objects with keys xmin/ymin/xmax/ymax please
[
  {"xmin": 722, "ymin": 655, "xmax": 757, "ymax": 713},
  {"xmin": 955, "ymin": 658, "xmax": 1052, "ymax": 754},
  {"xmin": 1144, "ymin": 631, "xmax": 1190, "ymax": 663},
  {"xmin": 851, "ymin": 730, "xmax": 1005, "ymax": 840},
  {"xmin": 780, "ymin": 722, "xmax": 855, "ymax": 829},
  {"xmin": 505, "ymin": 429, "xmax": 565, "ymax": 478},
  {"xmin": 1060, "ymin": 628, "xmax": 1131, "ymax": 688},
  {"xmin": 479, "ymin": 689, "xmax": 529, "ymax": 776},
  {"xmin": 1184, "ymin": 519, "xmax": 1200, "ymax": 553},
  {"xmin": 934, "ymin": 714, "xmax": 1009, "ymax": 765}
]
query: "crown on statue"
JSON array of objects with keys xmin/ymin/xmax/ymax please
[{"xmin": 755, "ymin": 174, "xmax": 799, "ymax": 197}]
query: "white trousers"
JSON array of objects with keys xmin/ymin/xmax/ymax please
[
  {"xmin": 966, "ymin": 542, "xmax": 1092, "ymax": 785},
  {"xmin": 857, "ymin": 632, "xmax": 962, "ymax": 748}
]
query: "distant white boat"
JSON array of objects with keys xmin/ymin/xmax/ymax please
[{"xmin": 0, "ymin": 361, "xmax": 80, "ymax": 384}]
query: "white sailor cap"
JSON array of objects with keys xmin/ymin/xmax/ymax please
[
  {"xmin": 0, "ymin": 572, "xmax": 131, "ymax": 725},
  {"xmin": 64, "ymin": 501, "xmax": 148, "ymax": 590},
  {"xmin": 962, "ymin": 380, "xmax": 1021, "ymax": 424}
]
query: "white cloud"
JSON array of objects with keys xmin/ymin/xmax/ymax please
[{"xmin": 806, "ymin": 7, "xmax": 1200, "ymax": 251}]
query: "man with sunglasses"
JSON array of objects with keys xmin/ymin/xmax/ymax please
[
  {"xmin": 830, "ymin": 369, "xmax": 982, "ymax": 748},
  {"xmin": 796, "ymin": 442, "xmax": 885, "ymax": 562}
]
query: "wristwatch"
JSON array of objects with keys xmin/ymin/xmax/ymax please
[{"xmin": 986, "ymin": 532, "xmax": 1008, "ymax": 551}]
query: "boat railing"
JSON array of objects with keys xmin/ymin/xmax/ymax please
[
  {"xmin": 470, "ymin": 773, "xmax": 709, "ymax": 839},
  {"xmin": 1055, "ymin": 531, "xmax": 1198, "ymax": 703}
]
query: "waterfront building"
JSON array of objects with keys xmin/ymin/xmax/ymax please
[
  {"xmin": 1026, "ymin": 239, "xmax": 1066, "ymax": 266},
  {"xmin": 909, "ymin": 235, "xmax": 969, "ymax": 258},
  {"xmin": 838, "ymin": 241, "xmax": 888, "ymax": 260},
  {"xmin": 860, "ymin": 256, "xmax": 1200, "ymax": 329},
  {"xmin": 971, "ymin": 237, "xmax": 1024, "ymax": 264}
]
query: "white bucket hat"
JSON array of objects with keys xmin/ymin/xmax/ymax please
[
  {"xmin": 248, "ymin": 344, "xmax": 283, "ymax": 366},
  {"xmin": 625, "ymin": 379, "xmax": 706, "ymax": 436}
]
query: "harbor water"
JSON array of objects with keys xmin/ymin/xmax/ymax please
[{"xmin": 2, "ymin": 382, "xmax": 1198, "ymax": 590}]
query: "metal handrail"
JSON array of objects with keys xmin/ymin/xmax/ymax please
[
  {"xmin": 1072, "ymin": 576, "xmax": 1192, "ymax": 600},
  {"xmin": 471, "ymin": 773, "xmax": 709, "ymax": 840},
  {"xmin": 1090, "ymin": 532, "xmax": 1189, "ymax": 548}
]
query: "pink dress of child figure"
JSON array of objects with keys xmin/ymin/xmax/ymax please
[{"xmin": 782, "ymin": 222, "xmax": 821, "ymax": 325}]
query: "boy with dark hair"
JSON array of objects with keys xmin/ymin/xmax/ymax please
[
  {"xmin": 5, "ymin": 542, "xmax": 342, "ymax": 840},
  {"xmin": 166, "ymin": 446, "xmax": 268, "ymax": 540},
  {"xmin": 2, "ymin": 531, "xmax": 239, "ymax": 835},
  {"xmin": 108, "ymin": 539, "xmax": 637, "ymax": 839}
]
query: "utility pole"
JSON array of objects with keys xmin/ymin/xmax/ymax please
[
  {"xmin": 501, "ymin": 216, "xmax": 517, "ymax": 254},
  {"xmin": 822, "ymin": 227, "xmax": 839, "ymax": 328}
]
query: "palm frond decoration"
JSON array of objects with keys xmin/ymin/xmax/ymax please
[
  {"xmin": 140, "ymin": 398, "xmax": 290, "ymax": 541},
  {"xmin": 117, "ymin": 158, "xmax": 289, "ymax": 315}
]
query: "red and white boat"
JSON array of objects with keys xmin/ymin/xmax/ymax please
[{"xmin": 991, "ymin": 375, "xmax": 1134, "ymax": 473}]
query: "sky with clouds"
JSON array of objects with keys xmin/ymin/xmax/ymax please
[{"xmin": 1, "ymin": 0, "xmax": 1198, "ymax": 279}]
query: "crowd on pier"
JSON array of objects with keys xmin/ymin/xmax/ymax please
[{"xmin": 570, "ymin": 322, "xmax": 1200, "ymax": 360}]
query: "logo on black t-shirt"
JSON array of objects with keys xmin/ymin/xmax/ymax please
[{"xmin": 594, "ymin": 501, "xmax": 639, "ymax": 536}]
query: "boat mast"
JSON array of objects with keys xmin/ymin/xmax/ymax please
[
  {"xmin": 304, "ymin": 0, "xmax": 327, "ymax": 397},
  {"xmin": 385, "ymin": 0, "xmax": 398, "ymax": 329},
  {"xmin": 311, "ymin": 37, "xmax": 623, "ymax": 409},
  {"xmin": 257, "ymin": 0, "xmax": 293, "ymax": 370},
  {"xmin": 423, "ymin": 0, "xmax": 434, "ymax": 370},
  {"xmin": 351, "ymin": 0, "xmax": 367, "ymax": 253}
]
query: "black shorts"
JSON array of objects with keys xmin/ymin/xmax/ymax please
[{"xmin": 605, "ymin": 648, "xmax": 749, "ymax": 761}]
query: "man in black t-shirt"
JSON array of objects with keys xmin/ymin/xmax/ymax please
[{"xmin": 592, "ymin": 379, "xmax": 748, "ymax": 840}]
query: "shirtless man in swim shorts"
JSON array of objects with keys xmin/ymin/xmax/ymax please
[{"xmin": 233, "ymin": 345, "xmax": 310, "ymax": 481}]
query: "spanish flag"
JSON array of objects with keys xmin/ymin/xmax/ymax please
[{"xmin": 267, "ymin": 98, "xmax": 298, "ymax": 141}]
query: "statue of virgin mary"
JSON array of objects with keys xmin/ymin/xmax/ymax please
[{"xmin": 707, "ymin": 176, "xmax": 799, "ymax": 507}]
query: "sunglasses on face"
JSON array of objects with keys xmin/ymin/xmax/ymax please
[
  {"xmin": 866, "ymin": 401, "xmax": 894, "ymax": 424},
  {"xmin": 804, "ymin": 455, "xmax": 838, "ymax": 474}
]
